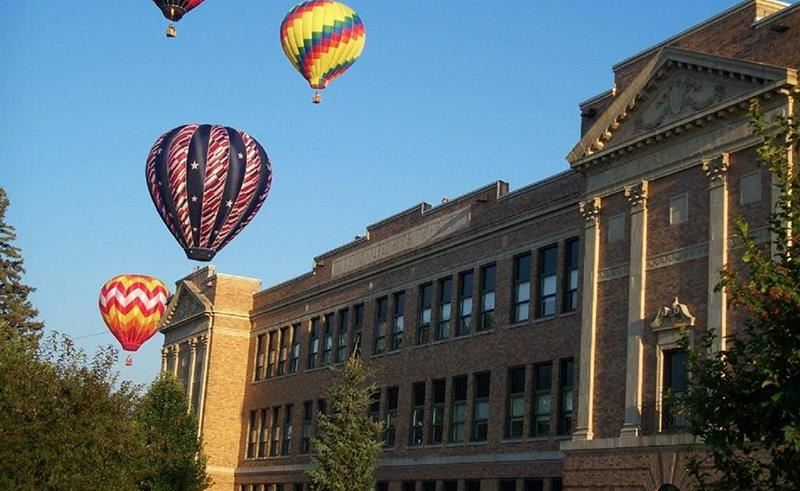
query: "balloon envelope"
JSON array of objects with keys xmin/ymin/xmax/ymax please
[
  {"xmin": 280, "ymin": 0, "xmax": 366, "ymax": 91},
  {"xmin": 152, "ymin": 0, "xmax": 205, "ymax": 22},
  {"xmin": 99, "ymin": 274, "xmax": 169, "ymax": 352},
  {"xmin": 146, "ymin": 124, "xmax": 273, "ymax": 261}
]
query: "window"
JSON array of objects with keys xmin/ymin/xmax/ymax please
[
  {"xmin": 436, "ymin": 277, "xmax": 453, "ymax": 340},
  {"xmin": 417, "ymin": 283, "xmax": 433, "ymax": 345},
  {"xmin": 384, "ymin": 386, "xmax": 399, "ymax": 447},
  {"xmin": 278, "ymin": 326, "xmax": 288, "ymax": 375},
  {"xmin": 316, "ymin": 399, "xmax": 327, "ymax": 438},
  {"xmin": 513, "ymin": 253, "xmax": 531, "ymax": 322},
  {"xmin": 282, "ymin": 404, "xmax": 293, "ymax": 456},
  {"xmin": 270, "ymin": 407, "xmax": 280, "ymax": 456},
  {"xmin": 525, "ymin": 480, "xmax": 543, "ymax": 491},
  {"xmin": 740, "ymin": 170, "xmax": 761, "ymax": 205},
  {"xmin": 409, "ymin": 382, "xmax": 425, "ymax": 446},
  {"xmin": 506, "ymin": 367, "xmax": 525, "ymax": 439},
  {"xmin": 336, "ymin": 309, "xmax": 349, "ymax": 363},
  {"xmin": 247, "ymin": 410, "xmax": 257, "ymax": 458},
  {"xmin": 537, "ymin": 246, "xmax": 558, "ymax": 318},
  {"xmin": 499, "ymin": 480, "xmax": 516, "ymax": 491},
  {"xmin": 558, "ymin": 359, "xmax": 574, "ymax": 435},
  {"xmin": 443, "ymin": 482, "xmax": 458, "ymax": 491},
  {"xmin": 430, "ymin": 379, "xmax": 445, "ymax": 444},
  {"xmin": 352, "ymin": 304, "xmax": 364, "ymax": 357},
  {"xmin": 532, "ymin": 363, "xmax": 552, "ymax": 437},
  {"xmin": 391, "ymin": 292, "xmax": 405, "ymax": 351},
  {"xmin": 255, "ymin": 334, "xmax": 267, "ymax": 381},
  {"xmin": 663, "ymin": 350, "xmax": 688, "ymax": 430},
  {"xmin": 478, "ymin": 264, "xmax": 496, "ymax": 332},
  {"xmin": 369, "ymin": 390, "xmax": 381, "ymax": 424},
  {"xmin": 267, "ymin": 330, "xmax": 277, "ymax": 378},
  {"xmin": 301, "ymin": 401, "xmax": 312, "ymax": 454},
  {"xmin": 607, "ymin": 214, "xmax": 625, "ymax": 243},
  {"xmin": 308, "ymin": 318, "xmax": 320, "ymax": 369},
  {"xmin": 376, "ymin": 483, "xmax": 389, "ymax": 491},
  {"xmin": 294, "ymin": 485, "xmax": 303, "ymax": 491},
  {"xmin": 551, "ymin": 478, "xmax": 563, "ymax": 491},
  {"xmin": 402, "ymin": 483, "xmax": 415, "ymax": 491},
  {"xmin": 422, "ymin": 482, "xmax": 436, "ymax": 491},
  {"xmin": 670, "ymin": 194, "xmax": 688, "ymax": 225},
  {"xmin": 465, "ymin": 481, "xmax": 481, "ymax": 491},
  {"xmin": 321, "ymin": 314, "xmax": 334, "ymax": 366},
  {"xmin": 258, "ymin": 408, "xmax": 268, "ymax": 457},
  {"xmin": 457, "ymin": 271, "xmax": 474, "ymax": 336},
  {"xmin": 472, "ymin": 372, "xmax": 490, "ymax": 441},
  {"xmin": 289, "ymin": 324, "xmax": 300, "ymax": 373},
  {"xmin": 449, "ymin": 375, "xmax": 467, "ymax": 443},
  {"xmin": 563, "ymin": 239, "xmax": 579, "ymax": 313},
  {"xmin": 374, "ymin": 297, "xmax": 388, "ymax": 355}
]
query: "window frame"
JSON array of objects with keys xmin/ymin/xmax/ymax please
[
  {"xmin": 537, "ymin": 245, "xmax": 558, "ymax": 318},
  {"xmin": 457, "ymin": 271, "xmax": 474, "ymax": 336},
  {"xmin": 436, "ymin": 277, "xmax": 453, "ymax": 340},
  {"xmin": 478, "ymin": 263, "xmax": 496, "ymax": 332}
]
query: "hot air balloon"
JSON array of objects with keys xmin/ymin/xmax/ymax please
[
  {"xmin": 99, "ymin": 274, "xmax": 169, "ymax": 366},
  {"xmin": 152, "ymin": 0, "xmax": 205, "ymax": 38},
  {"xmin": 146, "ymin": 124, "xmax": 272, "ymax": 261},
  {"xmin": 280, "ymin": 0, "xmax": 366, "ymax": 104}
]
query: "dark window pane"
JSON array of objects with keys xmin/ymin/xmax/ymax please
[
  {"xmin": 453, "ymin": 376, "xmax": 467, "ymax": 401},
  {"xmin": 433, "ymin": 379, "xmax": 446, "ymax": 403},
  {"xmin": 475, "ymin": 372, "xmax": 491, "ymax": 398}
]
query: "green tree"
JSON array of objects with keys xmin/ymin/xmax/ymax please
[
  {"xmin": 0, "ymin": 326, "xmax": 143, "ymax": 490},
  {"xmin": 306, "ymin": 356, "xmax": 382, "ymax": 491},
  {"xmin": 0, "ymin": 187, "xmax": 43, "ymax": 345},
  {"xmin": 135, "ymin": 374, "xmax": 211, "ymax": 491},
  {"xmin": 681, "ymin": 103, "xmax": 800, "ymax": 489}
]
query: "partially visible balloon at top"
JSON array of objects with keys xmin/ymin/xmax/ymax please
[
  {"xmin": 152, "ymin": 0, "xmax": 206, "ymax": 38},
  {"xmin": 280, "ymin": 0, "xmax": 366, "ymax": 104}
]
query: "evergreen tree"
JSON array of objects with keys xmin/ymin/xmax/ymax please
[
  {"xmin": 135, "ymin": 375, "xmax": 212, "ymax": 491},
  {"xmin": 0, "ymin": 187, "xmax": 43, "ymax": 344},
  {"xmin": 681, "ymin": 102, "xmax": 800, "ymax": 489},
  {"xmin": 306, "ymin": 356, "xmax": 382, "ymax": 491}
]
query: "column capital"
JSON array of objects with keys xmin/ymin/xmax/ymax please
[
  {"xmin": 161, "ymin": 347, "xmax": 169, "ymax": 358},
  {"xmin": 579, "ymin": 197, "xmax": 601, "ymax": 226},
  {"xmin": 189, "ymin": 338, "xmax": 198, "ymax": 350},
  {"xmin": 702, "ymin": 153, "xmax": 730, "ymax": 187},
  {"xmin": 624, "ymin": 180, "xmax": 648, "ymax": 212}
]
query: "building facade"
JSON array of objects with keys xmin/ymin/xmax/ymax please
[{"xmin": 159, "ymin": 1, "xmax": 800, "ymax": 489}]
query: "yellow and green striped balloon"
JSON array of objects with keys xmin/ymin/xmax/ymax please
[{"xmin": 280, "ymin": 0, "xmax": 366, "ymax": 102}]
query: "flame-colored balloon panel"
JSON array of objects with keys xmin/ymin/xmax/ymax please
[
  {"xmin": 280, "ymin": 0, "xmax": 366, "ymax": 93},
  {"xmin": 99, "ymin": 274, "xmax": 169, "ymax": 352}
]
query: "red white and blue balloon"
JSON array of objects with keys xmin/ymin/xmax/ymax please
[{"xmin": 146, "ymin": 124, "xmax": 272, "ymax": 261}]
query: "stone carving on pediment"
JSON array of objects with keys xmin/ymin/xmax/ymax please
[
  {"xmin": 162, "ymin": 287, "xmax": 206, "ymax": 328},
  {"xmin": 651, "ymin": 297, "xmax": 696, "ymax": 331},
  {"xmin": 634, "ymin": 75, "xmax": 726, "ymax": 134}
]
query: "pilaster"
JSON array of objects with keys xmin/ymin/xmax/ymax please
[
  {"xmin": 160, "ymin": 347, "xmax": 168, "ymax": 374},
  {"xmin": 703, "ymin": 154, "xmax": 729, "ymax": 352},
  {"xmin": 620, "ymin": 180, "xmax": 648, "ymax": 439},
  {"xmin": 171, "ymin": 345, "xmax": 180, "ymax": 377},
  {"xmin": 573, "ymin": 197, "xmax": 601, "ymax": 441},
  {"xmin": 187, "ymin": 337, "xmax": 198, "ymax": 409}
]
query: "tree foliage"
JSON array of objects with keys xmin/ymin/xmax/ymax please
[
  {"xmin": 135, "ymin": 375, "xmax": 212, "ymax": 491},
  {"xmin": 306, "ymin": 356, "xmax": 382, "ymax": 491},
  {"xmin": 681, "ymin": 102, "xmax": 800, "ymax": 489},
  {"xmin": 0, "ymin": 326, "xmax": 143, "ymax": 490},
  {"xmin": 0, "ymin": 187, "xmax": 43, "ymax": 345}
]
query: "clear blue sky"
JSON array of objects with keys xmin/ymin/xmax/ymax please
[{"xmin": 1, "ymin": 0, "xmax": 748, "ymax": 385}]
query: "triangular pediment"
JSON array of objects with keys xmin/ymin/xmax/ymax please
[
  {"xmin": 159, "ymin": 280, "xmax": 212, "ymax": 331},
  {"xmin": 568, "ymin": 47, "xmax": 796, "ymax": 169}
]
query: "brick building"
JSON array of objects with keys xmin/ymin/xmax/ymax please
[{"xmin": 158, "ymin": 1, "xmax": 800, "ymax": 489}]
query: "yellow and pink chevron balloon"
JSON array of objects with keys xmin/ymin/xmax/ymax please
[
  {"xmin": 280, "ymin": 0, "xmax": 366, "ymax": 103},
  {"xmin": 98, "ymin": 274, "xmax": 169, "ymax": 352}
]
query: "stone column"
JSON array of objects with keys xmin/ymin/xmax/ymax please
[
  {"xmin": 620, "ymin": 180, "xmax": 648, "ymax": 439},
  {"xmin": 703, "ymin": 154, "xmax": 729, "ymax": 352},
  {"xmin": 160, "ymin": 347, "xmax": 168, "ymax": 374},
  {"xmin": 187, "ymin": 338, "xmax": 199, "ymax": 408},
  {"xmin": 573, "ymin": 197, "xmax": 601, "ymax": 441},
  {"xmin": 172, "ymin": 345, "xmax": 180, "ymax": 377}
]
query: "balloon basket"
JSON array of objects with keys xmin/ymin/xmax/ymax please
[
  {"xmin": 166, "ymin": 24, "xmax": 176, "ymax": 38},
  {"xmin": 312, "ymin": 91, "xmax": 322, "ymax": 104},
  {"xmin": 125, "ymin": 355, "xmax": 133, "ymax": 367}
]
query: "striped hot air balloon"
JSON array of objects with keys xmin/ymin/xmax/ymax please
[
  {"xmin": 145, "ymin": 124, "xmax": 273, "ymax": 262},
  {"xmin": 280, "ymin": 0, "xmax": 366, "ymax": 103},
  {"xmin": 152, "ymin": 0, "xmax": 205, "ymax": 37},
  {"xmin": 98, "ymin": 274, "xmax": 169, "ymax": 356}
]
